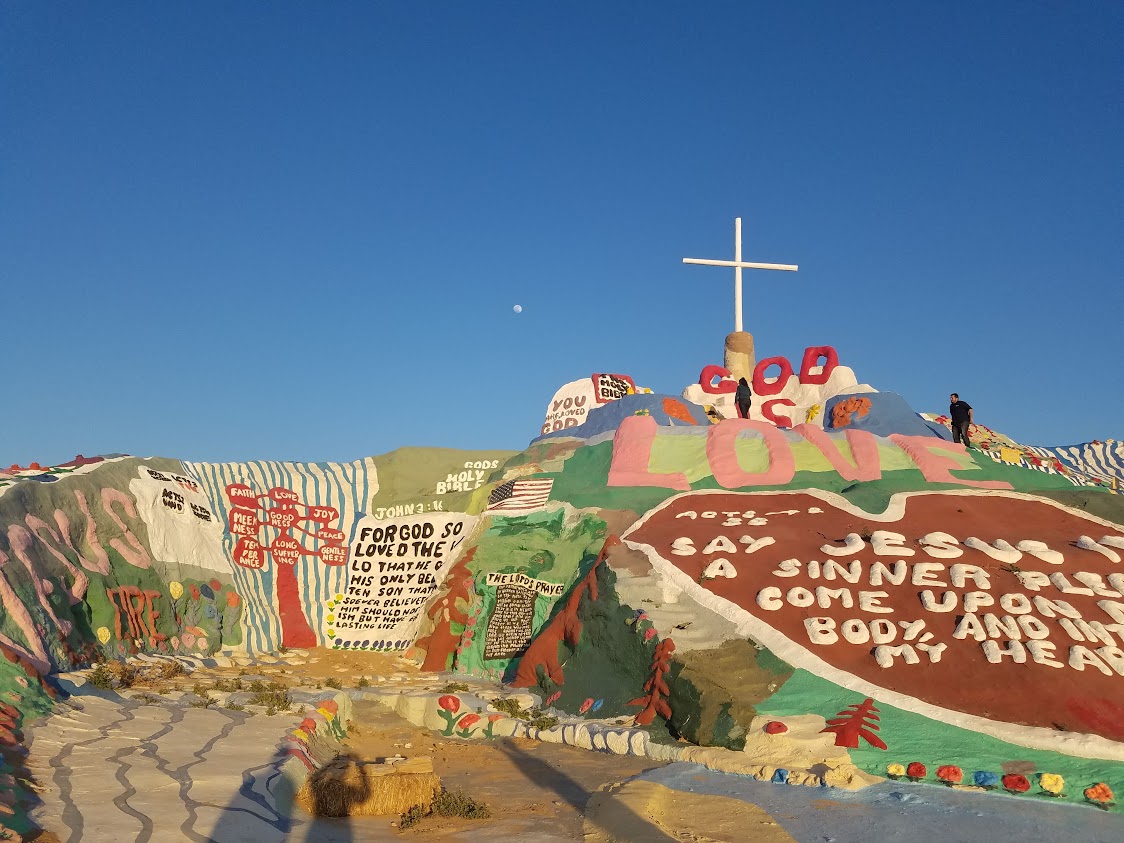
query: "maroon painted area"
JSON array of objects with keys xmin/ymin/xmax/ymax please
[{"xmin": 626, "ymin": 492, "xmax": 1124, "ymax": 742}]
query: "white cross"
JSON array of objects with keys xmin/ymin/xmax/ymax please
[{"xmin": 683, "ymin": 217, "xmax": 798, "ymax": 333}]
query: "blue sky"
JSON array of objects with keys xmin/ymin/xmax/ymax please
[{"xmin": 2, "ymin": 3, "xmax": 1121, "ymax": 465}]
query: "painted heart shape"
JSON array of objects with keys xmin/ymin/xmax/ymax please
[{"xmin": 623, "ymin": 489, "xmax": 1124, "ymax": 758}]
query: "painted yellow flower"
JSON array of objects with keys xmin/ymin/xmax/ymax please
[
  {"xmin": 886, "ymin": 763, "xmax": 906, "ymax": 777},
  {"xmin": 1040, "ymin": 773, "xmax": 1065, "ymax": 795},
  {"xmin": 806, "ymin": 404, "xmax": 822, "ymax": 422},
  {"xmin": 169, "ymin": 581, "xmax": 184, "ymax": 600},
  {"xmin": 96, "ymin": 626, "xmax": 112, "ymax": 645}
]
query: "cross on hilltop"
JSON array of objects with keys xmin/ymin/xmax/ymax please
[{"xmin": 683, "ymin": 218, "xmax": 798, "ymax": 333}]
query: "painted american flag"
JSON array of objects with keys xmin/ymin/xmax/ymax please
[{"xmin": 486, "ymin": 478, "xmax": 555, "ymax": 514}]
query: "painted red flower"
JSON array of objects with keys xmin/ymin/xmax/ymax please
[
  {"xmin": 209, "ymin": 579, "xmax": 222, "ymax": 591},
  {"xmin": 1002, "ymin": 774, "xmax": 1031, "ymax": 793},
  {"xmin": 937, "ymin": 765, "xmax": 963, "ymax": 784},
  {"xmin": 579, "ymin": 698, "xmax": 594, "ymax": 714},
  {"xmin": 227, "ymin": 591, "xmax": 241, "ymax": 608},
  {"xmin": 189, "ymin": 585, "xmax": 201, "ymax": 600},
  {"xmin": 765, "ymin": 721, "xmax": 789, "ymax": 735},
  {"xmin": 906, "ymin": 762, "xmax": 927, "ymax": 779},
  {"xmin": 457, "ymin": 714, "xmax": 481, "ymax": 730},
  {"xmin": 438, "ymin": 695, "xmax": 460, "ymax": 714},
  {"xmin": 487, "ymin": 713, "xmax": 505, "ymax": 722}
]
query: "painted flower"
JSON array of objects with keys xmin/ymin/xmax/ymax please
[
  {"xmin": 209, "ymin": 579, "xmax": 222, "ymax": 591},
  {"xmin": 1085, "ymin": 783, "xmax": 1115, "ymax": 805},
  {"xmin": 457, "ymin": 714, "xmax": 481, "ymax": 730},
  {"xmin": 764, "ymin": 721, "xmax": 789, "ymax": 735},
  {"xmin": 203, "ymin": 603, "xmax": 217, "ymax": 619},
  {"xmin": 545, "ymin": 691, "xmax": 561, "ymax": 706},
  {"xmin": 936, "ymin": 766, "xmax": 963, "ymax": 785},
  {"xmin": 643, "ymin": 627, "xmax": 656, "ymax": 641},
  {"xmin": 181, "ymin": 632, "xmax": 197, "ymax": 648},
  {"xmin": 96, "ymin": 627, "xmax": 112, "ymax": 645},
  {"xmin": 1002, "ymin": 774, "xmax": 1031, "ymax": 793},
  {"xmin": 437, "ymin": 695, "xmax": 460, "ymax": 714},
  {"xmin": 169, "ymin": 582, "xmax": 184, "ymax": 600},
  {"xmin": 227, "ymin": 591, "xmax": 241, "ymax": 608},
  {"xmin": 591, "ymin": 699, "xmax": 604, "ymax": 712},
  {"xmin": 487, "ymin": 713, "xmax": 505, "ymax": 723},
  {"xmin": 189, "ymin": 585, "xmax": 201, "ymax": 600},
  {"xmin": 886, "ymin": 764, "xmax": 906, "ymax": 778},
  {"xmin": 170, "ymin": 636, "xmax": 180, "ymax": 649},
  {"xmin": 200, "ymin": 583, "xmax": 215, "ymax": 600},
  {"xmin": 906, "ymin": 762, "xmax": 926, "ymax": 780},
  {"xmin": 13, "ymin": 678, "xmax": 27, "ymax": 689},
  {"xmin": 196, "ymin": 638, "xmax": 208, "ymax": 651},
  {"xmin": 1039, "ymin": 773, "xmax": 1065, "ymax": 796},
  {"xmin": 971, "ymin": 773, "xmax": 998, "ymax": 791}
]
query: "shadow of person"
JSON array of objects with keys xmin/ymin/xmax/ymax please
[{"xmin": 494, "ymin": 738, "xmax": 676, "ymax": 841}]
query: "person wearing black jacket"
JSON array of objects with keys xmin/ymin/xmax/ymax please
[
  {"xmin": 949, "ymin": 393, "xmax": 973, "ymax": 448},
  {"xmin": 735, "ymin": 378, "xmax": 753, "ymax": 420}
]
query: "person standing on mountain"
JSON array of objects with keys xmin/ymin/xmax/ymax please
[
  {"xmin": 735, "ymin": 378, "xmax": 753, "ymax": 420},
  {"xmin": 949, "ymin": 393, "xmax": 973, "ymax": 448}
]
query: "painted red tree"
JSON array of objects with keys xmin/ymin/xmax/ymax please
[
  {"xmin": 413, "ymin": 547, "xmax": 478, "ymax": 672},
  {"xmin": 628, "ymin": 637, "xmax": 676, "ymax": 726},
  {"xmin": 511, "ymin": 536, "xmax": 617, "ymax": 688},
  {"xmin": 225, "ymin": 484, "xmax": 349, "ymax": 649},
  {"xmin": 820, "ymin": 697, "xmax": 887, "ymax": 750}
]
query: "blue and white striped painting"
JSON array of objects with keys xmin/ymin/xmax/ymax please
[
  {"xmin": 1025, "ymin": 441, "xmax": 1124, "ymax": 488},
  {"xmin": 181, "ymin": 458, "xmax": 378, "ymax": 654}
]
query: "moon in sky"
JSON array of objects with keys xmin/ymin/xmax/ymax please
[{"xmin": 513, "ymin": 304, "xmax": 523, "ymax": 314}]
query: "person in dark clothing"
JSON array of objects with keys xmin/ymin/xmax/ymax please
[
  {"xmin": 949, "ymin": 393, "xmax": 973, "ymax": 448},
  {"xmin": 735, "ymin": 378, "xmax": 753, "ymax": 419}
]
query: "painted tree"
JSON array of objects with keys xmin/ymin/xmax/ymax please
[
  {"xmin": 226, "ymin": 484, "xmax": 348, "ymax": 649},
  {"xmin": 511, "ymin": 536, "xmax": 617, "ymax": 688},
  {"xmin": 414, "ymin": 547, "xmax": 478, "ymax": 672},
  {"xmin": 628, "ymin": 637, "xmax": 676, "ymax": 726},
  {"xmin": 820, "ymin": 697, "xmax": 887, "ymax": 750}
]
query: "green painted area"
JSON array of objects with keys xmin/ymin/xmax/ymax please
[
  {"xmin": 546, "ymin": 436, "xmax": 1085, "ymax": 515},
  {"xmin": 758, "ymin": 669, "xmax": 1124, "ymax": 807},
  {"xmin": 0, "ymin": 656, "xmax": 57, "ymax": 836},
  {"xmin": 449, "ymin": 509, "xmax": 608, "ymax": 681},
  {"xmin": 367, "ymin": 446, "xmax": 518, "ymax": 516},
  {"xmin": 517, "ymin": 559, "xmax": 666, "ymax": 730}
]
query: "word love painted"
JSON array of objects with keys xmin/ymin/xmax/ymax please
[
  {"xmin": 623, "ymin": 490, "xmax": 1124, "ymax": 749},
  {"xmin": 608, "ymin": 416, "xmax": 1013, "ymax": 491}
]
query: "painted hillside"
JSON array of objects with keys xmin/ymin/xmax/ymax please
[{"xmin": 2, "ymin": 337, "xmax": 1123, "ymax": 833}]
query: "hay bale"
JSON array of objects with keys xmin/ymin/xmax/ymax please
[{"xmin": 297, "ymin": 757, "xmax": 439, "ymax": 818}]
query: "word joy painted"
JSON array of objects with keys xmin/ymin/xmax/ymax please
[{"xmin": 623, "ymin": 490, "xmax": 1124, "ymax": 750}]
